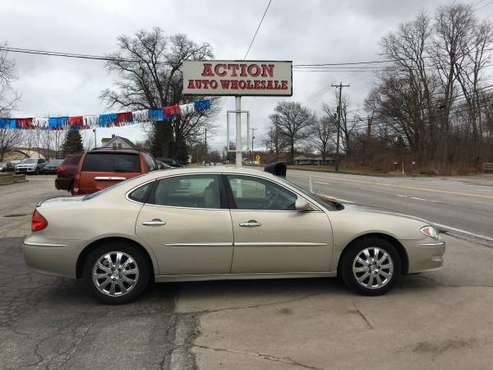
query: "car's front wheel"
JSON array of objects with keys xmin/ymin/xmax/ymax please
[
  {"xmin": 340, "ymin": 237, "xmax": 401, "ymax": 296},
  {"xmin": 83, "ymin": 242, "xmax": 151, "ymax": 304}
]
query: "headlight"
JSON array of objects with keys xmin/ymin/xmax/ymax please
[{"xmin": 420, "ymin": 225, "xmax": 439, "ymax": 240}]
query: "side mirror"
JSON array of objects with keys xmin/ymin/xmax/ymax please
[{"xmin": 295, "ymin": 197, "xmax": 310, "ymax": 212}]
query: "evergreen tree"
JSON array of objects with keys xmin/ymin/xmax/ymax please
[{"xmin": 62, "ymin": 128, "xmax": 84, "ymax": 156}]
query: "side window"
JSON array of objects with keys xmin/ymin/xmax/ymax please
[
  {"xmin": 150, "ymin": 175, "xmax": 221, "ymax": 209},
  {"xmin": 227, "ymin": 176, "xmax": 297, "ymax": 210},
  {"xmin": 128, "ymin": 182, "xmax": 153, "ymax": 203}
]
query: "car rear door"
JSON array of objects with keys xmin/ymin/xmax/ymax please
[
  {"xmin": 135, "ymin": 174, "xmax": 234, "ymax": 275},
  {"xmin": 225, "ymin": 174, "xmax": 333, "ymax": 274},
  {"xmin": 78, "ymin": 152, "xmax": 142, "ymax": 194}
]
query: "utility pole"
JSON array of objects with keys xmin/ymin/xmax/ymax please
[
  {"xmin": 204, "ymin": 127, "xmax": 208, "ymax": 162},
  {"xmin": 331, "ymin": 82, "xmax": 350, "ymax": 172},
  {"xmin": 93, "ymin": 128, "xmax": 97, "ymax": 149},
  {"xmin": 251, "ymin": 127, "xmax": 256, "ymax": 161}
]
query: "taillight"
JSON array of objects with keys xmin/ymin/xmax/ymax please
[
  {"xmin": 32, "ymin": 210, "xmax": 48, "ymax": 232},
  {"xmin": 57, "ymin": 165, "xmax": 65, "ymax": 174}
]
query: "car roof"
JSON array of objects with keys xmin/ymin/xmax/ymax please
[
  {"xmin": 88, "ymin": 148, "xmax": 141, "ymax": 154},
  {"xmin": 142, "ymin": 166, "xmax": 279, "ymax": 181}
]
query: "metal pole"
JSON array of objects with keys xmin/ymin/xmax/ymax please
[
  {"xmin": 93, "ymin": 128, "xmax": 97, "ymax": 149},
  {"xmin": 235, "ymin": 96, "xmax": 242, "ymax": 167},
  {"xmin": 331, "ymin": 82, "xmax": 350, "ymax": 172}
]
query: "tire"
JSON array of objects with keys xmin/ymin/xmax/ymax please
[
  {"xmin": 83, "ymin": 241, "xmax": 151, "ymax": 304},
  {"xmin": 340, "ymin": 237, "xmax": 401, "ymax": 296}
]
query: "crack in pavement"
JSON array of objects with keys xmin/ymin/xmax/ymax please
[
  {"xmin": 193, "ymin": 344, "xmax": 323, "ymax": 370},
  {"xmin": 184, "ymin": 292, "xmax": 326, "ymax": 316},
  {"xmin": 350, "ymin": 301, "xmax": 374, "ymax": 330}
]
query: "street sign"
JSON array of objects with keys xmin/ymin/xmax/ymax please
[
  {"xmin": 182, "ymin": 60, "xmax": 293, "ymax": 168},
  {"xmin": 182, "ymin": 60, "xmax": 293, "ymax": 96},
  {"xmin": 255, "ymin": 154, "xmax": 261, "ymax": 162}
]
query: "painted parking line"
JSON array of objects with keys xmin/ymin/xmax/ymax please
[
  {"xmin": 311, "ymin": 176, "xmax": 493, "ymax": 200},
  {"xmin": 434, "ymin": 223, "xmax": 493, "ymax": 243},
  {"xmin": 396, "ymin": 194, "xmax": 442, "ymax": 203}
]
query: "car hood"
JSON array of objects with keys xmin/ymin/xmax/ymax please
[{"xmin": 342, "ymin": 203, "xmax": 433, "ymax": 226}]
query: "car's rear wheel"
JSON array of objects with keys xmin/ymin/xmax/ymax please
[
  {"xmin": 83, "ymin": 242, "xmax": 151, "ymax": 304},
  {"xmin": 340, "ymin": 237, "xmax": 401, "ymax": 296}
]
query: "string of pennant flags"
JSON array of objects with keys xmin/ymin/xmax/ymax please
[{"xmin": 0, "ymin": 99, "xmax": 211, "ymax": 130}]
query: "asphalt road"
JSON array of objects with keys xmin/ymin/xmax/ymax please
[
  {"xmin": 2, "ymin": 173, "xmax": 493, "ymax": 370},
  {"xmin": 287, "ymin": 170, "xmax": 493, "ymax": 244}
]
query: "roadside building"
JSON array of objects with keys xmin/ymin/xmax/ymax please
[{"xmin": 100, "ymin": 135, "xmax": 136, "ymax": 150}]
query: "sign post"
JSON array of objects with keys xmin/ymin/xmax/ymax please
[
  {"xmin": 235, "ymin": 96, "xmax": 242, "ymax": 167},
  {"xmin": 182, "ymin": 60, "xmax": 293, "ymax": 167}
]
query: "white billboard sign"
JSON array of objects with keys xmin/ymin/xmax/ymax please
[{"xmin": 182, "ymin": 60, "xmax": 293, "ymax": 96}]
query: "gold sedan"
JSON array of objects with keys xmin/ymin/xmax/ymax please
[{"xmin": 23, "ymin": 167, "xmax": 445, "ymax": 304}]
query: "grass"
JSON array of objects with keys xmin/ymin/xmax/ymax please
[{"xmin": 287, "ymin": 165, "xmax": 403, "ymax": 177}]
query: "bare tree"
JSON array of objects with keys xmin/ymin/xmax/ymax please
[
  {"xmin": 0, "ymin": 46, "xmax": 21, "ymax": 161},
  {"xmin": 432, "ymin": 4, "xmax": 475, "ymax": 163},
  {"xmin": 101, "ymin": 28, "xmax": 215, "ymax": 161},
  {"xmin": 269, "ymin": 102, "xmax": 316, "ymax": 162},
  {"xmin": 262, "ymin": 124, "xmax": 288, "ymax": 159},
  {"xmin": 454, "ymin": 18, "xmax": 493, "ymax": 160},
  {"xmin": 311, "ymin": 112, "xmax": 335, "ymax": 162}
]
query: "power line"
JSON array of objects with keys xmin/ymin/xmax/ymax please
[
  {"xmin": 243, "ymin": 0, "xmax": 273, "ymax": 60},
  {"xmin": 0, "ymin": 46, "xmax": 137, "ymax": 63}
]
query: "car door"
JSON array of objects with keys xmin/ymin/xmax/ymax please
[
  {"xmin": 135, "ymin": 174, "xmax": 234, "ymax": 275},
  {"xmin": 226, "ymin": 174, "xmax": 333, "ymax": 274}
]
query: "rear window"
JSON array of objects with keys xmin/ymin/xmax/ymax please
[
  {"xmin": 64, "ymin": 155, "xmax": 82, "ymax": 165},
  {"xmin": 82, "ymin": 153, "xmax": 141, "ymax": 172}
]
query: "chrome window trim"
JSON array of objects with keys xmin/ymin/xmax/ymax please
[
  {"xmin": 124, "ymin": 170, "xmax": 326, "ymax": 212},
  {"xmin": 222, "ymin": 172, "xmax": 323, "ymax": 212},
  {"xmin": 125, "ymin": 173, "xmax": 224, "ymax": 210},
  {"xmin": 94, "ymin": 176, "xmax": 127, "ymax": 181}
]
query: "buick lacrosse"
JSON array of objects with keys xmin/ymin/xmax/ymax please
[{"xmin": 23, "ymin": 167, "xmax": 445, "ymax": 304}]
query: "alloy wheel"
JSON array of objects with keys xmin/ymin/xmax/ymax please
[
  {"xmin": 352, "ymin": 247, "xmax": 394, "ymax": 290},
  {"xmin": 92, "ymin": 251, "xmax": 140, "ymax": 297}
]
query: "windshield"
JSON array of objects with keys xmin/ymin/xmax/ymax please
[
  {"xmin": 280, "ymin": 178, "xmax": 344, "ymax": 211},
  {"xmin": 22, "ymin": 159, "xmax": 36, "ymax": 164}
]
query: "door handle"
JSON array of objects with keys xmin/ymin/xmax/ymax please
[
  {"xmin": 239, "ymin": 220, "xmax": 262, "ymax": 227},
  {"xmin": 142, "ymin": 219, "xmax": 167, "ymax": 226}
]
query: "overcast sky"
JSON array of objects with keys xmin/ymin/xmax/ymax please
[{"xmin": 2, "ymin": 0, "xmax": 491, "ymax": 151}]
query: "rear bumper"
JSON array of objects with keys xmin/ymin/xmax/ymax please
[
  {"xmin": 22, "ymin": 240, "xmax": 77, "ymax": 278},
  {"xmin": 55, "ymin": 177, "xmax": 71, "ymax": 190},
  {"xmin": 403, "ymin": 239, "xmax": 446, "ymax": 273}
]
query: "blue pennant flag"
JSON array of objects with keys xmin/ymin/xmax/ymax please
[
  {"xmin": 148, "ymin": 109, "xmax": 165, "ymax": 121},
  {"xmin": 194, "ymin": 100, "xmax": 211, "ymax": 113}
]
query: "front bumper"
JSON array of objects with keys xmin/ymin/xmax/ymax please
[
  {"xmin": 403, "ymin": 239, "xmax": 446, "ymax": 273},
  {"xmin": 16, "ymin": 167, "xmax": 36, "ymax": 173},
  {"xmin": 23, "ymin": 239, "xmax": 77, "ymax": 278}
]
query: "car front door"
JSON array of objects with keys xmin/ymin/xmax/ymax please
[
  {"xmin": 226, "ymin": 175, "xmax": 333, "ymax": 274},
  {"xmin": 135, "ymin": 174, "xmax": 234, "ymax": 275}
]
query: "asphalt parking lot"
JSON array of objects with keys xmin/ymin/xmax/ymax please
[{"xmin": 1, "ymin": 174, "xmax": 493, "ymax": 370}]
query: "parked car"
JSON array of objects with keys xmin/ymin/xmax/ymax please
[
  {"xmin": 156, "ymin": 157, "xmax": 183, "ymax": 168},
  {"xmin": 0, "ymin": 161, "xmax": 15, "ymax": 172},
  {"xmin": 23, "ymin": 166, "xmax": 445, "ymax": 304},
  {"xmin": 71, "ymin": 149, "xmax": 157, "ymax": 195},
  {"xmin": 15, "ymin": 158, "xmax": 47, "ymax": 174},
  {"xmin": 55, "ymin": 153, "xmax": 83, "ymax": 192},
  {"xmin": 40, "ymin": 159, "xmax": 64, "ymax": 174},
  {"xmin": 156, "ymin": 160, "xmax": 174, "ymax": 170}
]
